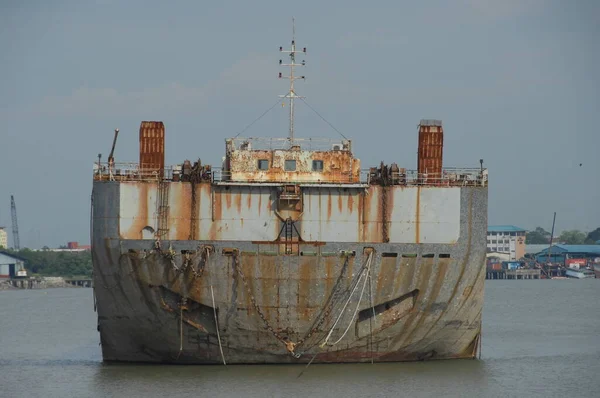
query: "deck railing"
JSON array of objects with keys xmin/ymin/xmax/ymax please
[
  {"xmin": 210, "ymin": 168, "xmax": 368, "ymax": 184},
  {"xmin": 93, "ymin": 162, "xmax": 487, "ymax": 187},
  {"xmin": 212, "ymin": 167, "xmax": 487, "ymax": 186},
  {"xmin": 93, "ymin": 162, "xmax": 173, "ymax": 181},
  {"xmin": 228, "ymin": 137, "xmax": 351, "ymax": 152}
]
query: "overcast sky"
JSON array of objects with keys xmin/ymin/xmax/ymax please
[{"xmin": 1, "ymin": 0, "xmax": 598, "ymax": 248}]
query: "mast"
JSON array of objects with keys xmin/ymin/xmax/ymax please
[
  {"xmin": 547, "ymin": 212, "xmax": 556, "ymax": 264},
  {"xmin": 279, "ymin": 17, "xmax": 306, "ymax": 145}
]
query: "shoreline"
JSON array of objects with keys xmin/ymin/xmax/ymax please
[{"xmin": 0, "ymin": 277, "xmax": 92, "ymax": 290}]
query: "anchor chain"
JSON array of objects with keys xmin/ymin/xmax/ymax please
[
  {"xmin": 233, "ymin": 253, "xmax": 298, "ymax": 355},
  {"xmin": 293, "ymin": 256, "xmax": 351, "ymax": 352},
  {"xmin": 187, "ymin": 247, "xmax": 210, "ymax": 279},
  {"xmin": 231, "ymin": 251, "xmax": 374, "ymax": 359},
  {"xmin": 154, "ymin": 240, "xmax": 210, "ymax": 279}
]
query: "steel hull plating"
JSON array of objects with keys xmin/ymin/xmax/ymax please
[{"xmin": 91, "ymin": 182, "xmax": 487, "ymax": 364}]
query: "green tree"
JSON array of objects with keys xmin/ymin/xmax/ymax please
[
  {"xmin": 585, "ymin": 227, "xmax": 600, "ymax": 244},
  {"xmin": 526, "ymin": 227, "xmax": 551, "ymax": 244},
  {"xmin": 4, "ymin": 248, "xmax": 92, "ymax": 277},
  {"xmin": 559, "ymin": 230, "xmax": 586, "ymax": 245}
]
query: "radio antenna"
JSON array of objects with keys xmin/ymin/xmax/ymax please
[{"xmin": 278, "ymin": 17, "xmax": 307, "ymax": 146}]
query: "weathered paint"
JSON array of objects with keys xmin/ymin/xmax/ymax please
[
  {"xmin": 418, "ymin": 120, "xmax": 443, "ymax": 180},
  {"xmin": 226, "ymin": 147, "xmax": 361, "ymax": 183},
  {"xmin": 93, "ymin": 112, "xmax": 488, "ymax": 364},
  {"xmin": 301, "ymin": 188, "xmax": 361, "ymax": 242},
  {"xmin": 92, "ymin": 183, "xmax": 487, "ymax": 364},
  {"xmin": 118, "ymin": 183, "xmax": 460, "ymax": 244},
  {"xmin": 389, "ymin": 187, "xmax": 460, "ymax": 244},
  {"xmin": 139, "ymin": 121, "xmax": 165, "ymax": 172},
  {"xmin": 119, "ymin": 182, "xmax": 157, "ymax": 239}
]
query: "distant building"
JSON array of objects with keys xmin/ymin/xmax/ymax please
[
  {"xmin": 535, "ymin": 245, "xmax": 600, "ymax": 267},
  {"xmin": 525, "ymin": 244, "xmax": 550, "ymax": 257},
  {"xmin": 0, "ymin": 251, "xmax": 26, "ymax": 279},
  {"xmin": 487, "ymin": 225, "xmax": 527, "ymax": 261},
  {"xmin": 0, "ymin": 227, "xmax": 7, "ymax": 249}
]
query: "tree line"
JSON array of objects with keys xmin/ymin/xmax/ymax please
[
  {"xmin": 0, "ymin": 248, "xmax": 92, "ymax": 277},
  {"xmin": 1, "ymin": 226, "xmax": 598, "ymax": 275},
  {"xmin": 526, "ymin": 227, "xmax": 600, "ymax": 245}
]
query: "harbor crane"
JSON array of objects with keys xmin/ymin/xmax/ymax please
[{"xmin": 10, "ymin": 195, "xmax": 20, "ymax": 250}]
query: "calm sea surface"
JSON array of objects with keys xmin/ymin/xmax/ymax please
[{"xmin": 1, "ymin": 280, "xmax": 598, "ymax": 398}]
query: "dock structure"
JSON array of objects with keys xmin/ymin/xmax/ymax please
[
  {"xmin": 63, "ymin": 278, "xmax": 93, "ymax": 287},
  {"xmin": 1, "ymin": 277, "xmax": 93, "ymax": 289},
  {"xmin": 505, "ymin": 269, "xmax": 541, "ymax": 279},
  {"xmin": 486, "ymin": 269, "xmax": 541, "ymax": 280},
  {"xmin": 8, "ymin": 278, "xmax": 41, "ymax": 289}
]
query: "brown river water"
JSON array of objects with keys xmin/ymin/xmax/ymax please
[{"xmin": 1, "ymin": 279, "xmax": 598, "ymax": 398}]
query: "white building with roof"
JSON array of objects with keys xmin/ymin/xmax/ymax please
[
  {"xmin": 0, "ymin": 251, "xmax": 26, "ymax": 279},
  {"xmin": 487, "ymin": 225, "xmax": 527, "ymax": 261}
]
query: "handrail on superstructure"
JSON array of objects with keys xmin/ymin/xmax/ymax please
[
  {"xmin": 227, "ymin": 137, "xmax": 351, "ymax": 152},
  {"xmin": 93, "ymin": 162, "xmax": 173, "ymax": 182},
  {"xmin": 92, "ymin": 161, "xmax": 488, "ymax": 187},
  {"xmin": 212, "ymin": 167, "xmax": 488, "ymax": 187}
]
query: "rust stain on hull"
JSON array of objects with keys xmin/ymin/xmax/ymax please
[
  {"xmin": 375, "ymin": 255, "xmax": 398, "ymax": 303},
  {"xmin": 259, "ymin": 255, "xmax": 276, "ymax": 324},
  {"xmin": 298, "ymin": 257, "xmax": 315, "ymax": 320},
  {"xmin": 415, "ymin": 187, "xmax": 420, "ymax": 243}
]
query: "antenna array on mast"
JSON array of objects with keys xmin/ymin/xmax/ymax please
[{"xmin": 278, "ymin": 17, "xmax": 306, "ymax": 145}]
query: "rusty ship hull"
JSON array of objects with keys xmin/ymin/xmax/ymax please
[
  {"xmin": 91, "ymin": 29, "xmax": 488, "ymax": 363},
  {"xmin": 91, "ymin": 177, "xmax": 487, "ymax": 364}
]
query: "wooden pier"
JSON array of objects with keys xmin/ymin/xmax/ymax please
[
  {"xmin": 63, "ymin": 278, "xmax": 93, "ymax": 287},
  {"xmin": 8, "ymin": 278, "xmax": 41, "ymax": 289},
  {"xmin": 486, "ymin": 269, "xmax": 541, "ymax": 280},
  {"xmin": 3, "ymin": 277, "xmax": 93, "ymax": 289}
]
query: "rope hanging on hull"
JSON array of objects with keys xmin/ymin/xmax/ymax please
[{"xmin": 320, "ymin": 251, "xmax": 373, "ymax": 347}]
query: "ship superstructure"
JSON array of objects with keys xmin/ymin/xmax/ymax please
[{"xmin": 91, "ymin": 22, "xmax": 489, "ymax": 364}]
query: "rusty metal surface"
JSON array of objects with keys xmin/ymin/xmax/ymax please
[
  {"xmin": 139, "ymin": 121, "xmax": 165, "ymax": 172},
  {"xmin": 418, "ymin": 120, "xmax": 443, "ymax": 180},
  {"xmin": 91, "ymin": 181, "xmax": 488, "ymax": 364},
  {"xmin": 118, "ymin": 182, "xmax": 461, "ymax": 244},
  {"xmin": 224, "ymin": 148, "xmax": 361, "ymax": 184},
  {"xmin": 91, "ymin": 115, "xmax": 488, "ymax": 364},
  {"xmin": 93, "ymin": 161, "xmax": 487, "ymax": 188}
]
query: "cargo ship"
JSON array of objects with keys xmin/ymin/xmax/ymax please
[{"xmin": 91, "ymin": 24, "xmax": 489, "ymax": 364}]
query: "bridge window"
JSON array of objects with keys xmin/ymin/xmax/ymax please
[
  {"xmin": 257, "ymin": 159, "xmax": 269, "ymax": 170},
  {"xmin": 312, "ymin": 160, "xmax": 324, "ymax": 171},
  {"xmin": 285, "ymin": 160, "xmax": 297, "ymax": 171}
]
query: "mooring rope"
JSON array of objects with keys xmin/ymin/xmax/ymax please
[
  {"xmin": 176, "ymin": 304, "xmax": 183, "ymax": 360},
  {"xmin": 321, "ymin": 251, "xmax": 373, "ymax": 347},
  {"xmin": 368, "ymin": 268, "xmax": 375, "ymax": 364},
  {"xmin": 211, "ymin": 285, "xmax": 227, "ymax": 365},
  {"xmin": 206, "ymin": 249, "xmax": 226, "ymax": 365}
]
